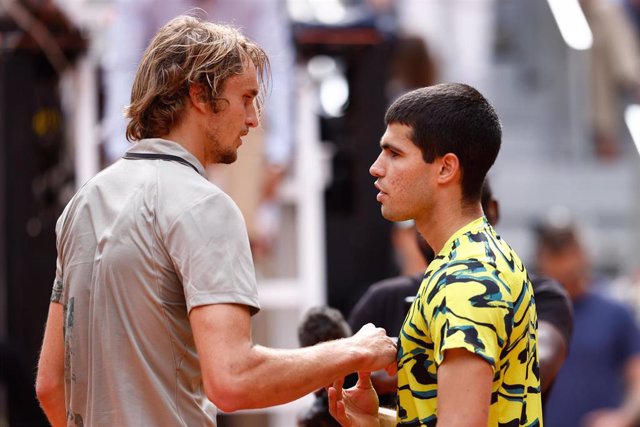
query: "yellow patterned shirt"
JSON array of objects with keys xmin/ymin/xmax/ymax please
[{"xmin": 396, "ymin": 217, "xmax": 542, "ymax": 426}]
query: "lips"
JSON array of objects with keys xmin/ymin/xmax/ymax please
[{"xmin": 374, "ymin": 181, "xmax": 387, "ymax": 201}]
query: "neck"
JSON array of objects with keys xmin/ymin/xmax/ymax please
[
  {"xmin": 162, "ymin": 107, "xmax": 207, "ymax": 167},
  {"xmin": 415, "ymin": 195, "xmax": 483, "ymax": 256}
]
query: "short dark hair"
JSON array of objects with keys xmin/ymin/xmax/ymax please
[
  {"xmin": 534, "ymin": 222, "xmax": 580, "ymax": 255},
  {"xmin": 297, "ymin": 306, "xmax": 352, "ymax": 348},
  {"xmin": 385, "ymin": 83, "xmax": 502, "ymax": 203}
]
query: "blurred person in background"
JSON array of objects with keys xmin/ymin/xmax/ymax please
[
  {"xmin": 347, "ymin": 225, "xmax": 433, "ymax": 408},
  {"xmin": 35, "ymin": 15, "xmax": 396, "ymax": 426},
  {"xmin": 348, "ymin": 179, "xmax": 573, "ymax": 409},
  {"xmin": 328, "ymin": 83, "xmax": 542, "ymax": 426},
  {"xmin": 539, "ymin": 219, "xmax": 640, "ymax": 427},
  {"xmin": 297, "ymin": 306, "xmax": 353, "ymax": 427}
]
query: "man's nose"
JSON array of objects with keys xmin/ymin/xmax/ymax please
[
  {"xmin": 246, "ymin": 104, "xmax": 258, "ymax": 128},
  {"xmin": 370, "ymin": 155, "xmax": 384, "ymax": 177}
]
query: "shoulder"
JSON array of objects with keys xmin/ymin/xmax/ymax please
[
  {"xmin": 367, "ymin": 274, "xmax": 423, "ymax": 298},
  {"xmin": 531, "ymin": 275, "xmax": 572, "ymax": 309},
  {"xmin": 531, "ymin": 275, "xmax": 574, "ymax": 344},
  {"xmin": 157, "ymin": 171, "xmax": 243, "ymax": 232}
]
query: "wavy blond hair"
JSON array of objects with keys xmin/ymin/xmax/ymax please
[{"xmin": 125, "ymin": 15, "xmax": 269, "ymax": 141}]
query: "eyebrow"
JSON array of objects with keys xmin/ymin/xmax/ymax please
[
  {"xmin": 380, "ymin": 141, "xmax": 404, "ymax": 154},
  {"xmin": 247, "ymin": 88, "xmax": 259, "ymax": 97}
]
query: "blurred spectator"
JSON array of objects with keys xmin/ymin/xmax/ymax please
[
  {"xmin": 297, "ymin": 306, "xmax": 352, "ymax": 427},
  {"xmin": 540, "ymin": 220, "xmax": 640, "ymax": 426},
  {"xmin": 581, "ymin": 0, "xmax": 640, "ymax": 160},
  {"xmin": 348, "ymin": 179, "xmax": 573, "ymax": 408},
  {"xmin": 348, "ymin": 226, "xmax": 432, "ymax": 408}
]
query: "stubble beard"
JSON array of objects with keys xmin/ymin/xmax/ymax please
[
  {"xmin": 206, "ymin": 131, "xmax": 238, "ymax": 165},
  {"xmin": 218, "ymin": 150, "xmax": 237, "ymax": 164}
]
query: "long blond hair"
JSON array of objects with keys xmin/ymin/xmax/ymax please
[{"xmin": 125, "ymin": 14, "xmax": 269, "ymax": 141}]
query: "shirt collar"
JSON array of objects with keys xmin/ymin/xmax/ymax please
[
  {"xmin": 126, "ymin": 138, "xmax": 207, "ymax": 177},
  {"xmin": 437, "ymin": 216, "xmax": 489, "ymax": 257}
]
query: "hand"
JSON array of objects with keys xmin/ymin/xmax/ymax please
[
  {"xmin": 583, "ymin": 408, "xmax": 635, "ymax": 427},
  {"xmin": 351, "ymin": 323, "xmax": 397, "ymax": 372},
  {"xmin": 328, "ymin": 372, "xmax": 380, "ymax": 427}
]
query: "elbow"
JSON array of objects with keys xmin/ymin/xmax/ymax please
[
  {"xmin": 35, "ymin": 373, "xmax": 62, "ymax": 407},
  {"xmin": 202, "ymin": 375, "xmax": 248, "ymax": 413}
]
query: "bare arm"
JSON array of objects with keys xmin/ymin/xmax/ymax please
[
  {"xmin": 436, "ymin": 348, "xmax": 493, "ymax": 427},
  {"xmin": 584, "ymin": 356, "xmax": 640, "ymax": 427},
  {"xmin": 621, "ymin": 356, "xmax": 640, "ymax": 424},
  {"xmin": 36, "ymin": 302, "xmax": 66, "ymax": 426},
  {"xmin": 190, "ymin": 303, "xmax": 396, "ymax": 412},
  {"xmin": 537, "ymin": 319, "xmax": 569, "ymax": 394}
]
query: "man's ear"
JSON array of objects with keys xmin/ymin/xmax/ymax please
[
  {"xmin": 436, "ymin": 153, "xmax": 460, "ymax": 185},
  {"xmin": 188, "ymin": 84, "xmax": 209, "ymax": 114}
]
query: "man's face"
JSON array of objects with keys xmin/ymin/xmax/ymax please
[
  {"xmin": 204, "ymin": 62, "xmax": 259, "ymax": 165},
  {"xmin": 538, "ymin": 244, "xmax": 590, "ymax": 299},
  {"xmin": 370, "ymin": 123, "xmax": 434, "ymax": 222}
]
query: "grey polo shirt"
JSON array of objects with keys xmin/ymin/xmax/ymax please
[{"xmin": 51, "ymin": 138, "xmax": 260, "ymax": 426}]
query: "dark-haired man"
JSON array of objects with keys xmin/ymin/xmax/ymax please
[
  {"xmin": 347, "ymin": 179, "xmax": 573, "ymax": 408},
  {"xmin": 329, "ymin": 83, "xmax": 542, "ymax": 426}
]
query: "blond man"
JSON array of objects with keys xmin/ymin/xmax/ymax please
[{"xmin": 35, "ymin": 15, "xmax": 396, "ymax": 426}]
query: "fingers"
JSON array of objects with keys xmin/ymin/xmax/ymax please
[
  {"xmin": 333, "ymin": 376, "xmax": 344, "ymax": 394},
  {"xmin": 353, "ymin": 323, "xmax": 398, "ymax": 372},
  {"xmin": 328, "ymin": 385, "xmax": 338, "ymax": 419},
  {"xmin": 355, "ymin": 322, "xmax": 376, "ymax": 334},
  {"xmin": 356, "ymin": 371, "xmax": 373, "ymax": 389},
  {"xmin": 328, "ymin": 378, "xmax": 350, "ymax": 426}
]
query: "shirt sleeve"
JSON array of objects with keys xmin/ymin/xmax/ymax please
[
  {"xmin": 428, "ymin": 262, "xmax": 510, "ymax": 371},
  {"xmin": 165, "ymin": 192, "xmax": 260, "ymax": 315},
  {"xmin": 50, "ymin": 209, "xmax": 66, "ymax": 303}
]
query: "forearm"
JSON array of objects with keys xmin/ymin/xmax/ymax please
[
  {"xmin": 36, "ymin": 302, "xmax": 66, "ymax": 426},
  {"xmin": 217, "ymin": 339, "xmax": 368, "ymax": 411},
  {"xmin": 621, "ymin": 359, "xmax": 640, "ymax": 424},
  {"xmin": 537, "ymin": 321, "xmax": 568, "ymax": 394},
  {"xmin": 38, "ymin": 385, "xmax": 67, "ymax": 427},
  {"xmin": 191, "ymin": 304, "xmax": 395, "ymax": 412}
]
